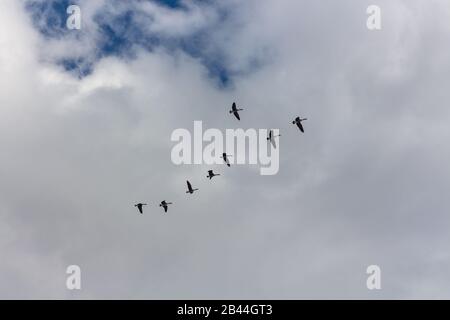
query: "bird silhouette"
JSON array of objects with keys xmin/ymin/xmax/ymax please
[
  {"xmin": 267, "ymin": 129, "xmax": 281, "ymax": 148},
  {"xmin": 186, "ymin": 180, "xmax": 199, "ymax": 194},
  {"xmin": 229, "ymin": 102, "xmax": 243, "ymax": 121},
  {"xmin": 159, "ymin": 200, "xmax": 172, "ymax": 213},
  {"xmin": 221, "ymin": 153, "xmax": 232, "ymax": 167},
  {"xmin": 293, "ymin": 116, "xmax": 307, "ymax": 132},
  {"xmin": 134, "ymin": 203, "xmax": 147, "ymax": 214},
  {"xmin": 207, "ymin": 170, "xmax": 220, "ymax": 180}
]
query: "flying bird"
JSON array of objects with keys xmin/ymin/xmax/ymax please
[
  {"xmin": 186, "ymin": 180, "xmax": 199, "ymax": 194},
  {"xmin": 229, "ymin": 102, "xmax": 243, "ymax": 121},
  {"xmin": 207, "ymin": 170, "xmax": 220, "ymax": 180},
  {"xmin": 292, "ymin": 116, "xmax": 307, "ymax": 132},
  {"xmin": 267, "ymin": 130, "xmax": 281, "ymax": 148},
  {"xmin": 221, "ymin": 153, "xmax": 232, "ymax": 167},
  {"xmin": 159, "ymin": 200, "xmax": 172, "ymax": 213},
  {"xmin": 134, "ymin": 203, "xmax": 147, "ymax": 214}
]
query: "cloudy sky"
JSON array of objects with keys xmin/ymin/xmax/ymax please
[{"xmin": 1, "ymin": 0, "xmax": 450, "ymax": 299}]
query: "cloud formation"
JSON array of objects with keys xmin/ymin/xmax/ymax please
[{"xmin": 1, "ymin": 0, "xmax": 450, "ymax": 298}]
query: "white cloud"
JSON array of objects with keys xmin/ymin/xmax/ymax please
[{"xmin": 1, "ymin": 0, "xmax": 450, "ymax": 298}]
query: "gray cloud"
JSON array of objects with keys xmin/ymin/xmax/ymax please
[{"xmin": 1, "ymin": 0, "xmax": 450, "ymax": 299}]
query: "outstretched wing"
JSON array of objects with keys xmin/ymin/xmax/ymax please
[
  {"xmin": 232, "ymin": 102, "xmax": 237, "ymax": 111},
  {"xmin": 297, "ymin": 122, "xmax": 304, "ymax": 132},
  {"xmin": 163, "ymin": 205, "xmax": 168, "ymax": 212},
  {"xmin": 233, "ymin": 111, "xmax": 240, "ymax": 120},
  {"xmin": 270, "ymin": 137, "xmax": 277, "ymax": 149},
  {"xmin": 187, "ymin": 180, "xmax": 193, "ymax": 192},
  {"xmin": 208, "ymin": 170, "xmax": 213, "ymax": 175},
  {"xmin": 137, "ymin": 205, "xmax": 143, "ymax": 214}
]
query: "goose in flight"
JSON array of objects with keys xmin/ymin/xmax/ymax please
[
  {"xmin": 207, "ymin": 170, "xmax": 220, "ymax": 180},
  {"xmin": 229, "ymin": 102, "xmax": 243, "ymax": 121},
  {"xmin": 267, "ymin": 130, "xmax": 281, "ymax": 149},
  {"xmin": 159, "ymin": 200, "xmax": 172, "ymax": 213},
  {"xmin": 221, "ymin": 153, "xmax": 232, "ymax": 167},
  {"xmin": 134, "ymin": 203, "xmax": 147, "ymax": 214},
  {"xmin": 186, "ymin": 180, "xmax": 199, "ymax": 194},
  {"xmin": 293, "ymin": 116, "xmax": 307, "ymax": 132}
]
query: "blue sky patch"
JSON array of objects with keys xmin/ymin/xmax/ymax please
[{"xmin": 24, "ymin": 0, "xmax": 252, "ymax": 87}]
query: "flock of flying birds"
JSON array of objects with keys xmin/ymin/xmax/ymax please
[{"xmin": 134, "ymin": 102, "xmax": 307, "ymax": 214}]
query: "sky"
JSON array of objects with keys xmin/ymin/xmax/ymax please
[{"xmin": 1, "ymin": 0, "xmax": 450, "ymax": 299}]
